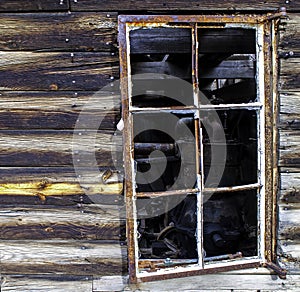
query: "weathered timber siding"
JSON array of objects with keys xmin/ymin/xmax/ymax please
[
  {"xmin": 277, "ymin": 11, "xmax": 300, "ymax": 278},
  {"xmin": 0, "ymin": 2, "xmax": 299, "ymax": 291}
]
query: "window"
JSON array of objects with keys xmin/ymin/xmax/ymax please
[{"xmin": 118, "ymin": 13, "xmax": 285, "ymax": 283}]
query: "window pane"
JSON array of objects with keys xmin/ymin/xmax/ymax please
[
  {"xmin": 133, "ymin": 112, "xmax": 197, "ymax": 192},
  {"xmin": 129, "ymin": 27, "xmax": 194, "ymax": 107},
  {"xmin": 203, "ymin": 189, "xmax": 258, "ymax": 261},
  {"xmin": 201, "ymin": 109, "xmax": 258, "ymax": 188},
  {"xmin": 197, "ymin": 28, "xmax": 257, "ymax": 105},
  {"xmin": 137, "ymin": 194, "xmax": 198, "ymax": 261}
]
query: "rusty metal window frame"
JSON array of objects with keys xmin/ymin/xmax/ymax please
[{"xmin": 118, "ymin": 12, "xmax": 285, "ymax": 283}]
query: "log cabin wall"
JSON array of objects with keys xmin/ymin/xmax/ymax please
[{"xmin": 0, "ymin": 1, "xmax": 299, "ymax": 291}]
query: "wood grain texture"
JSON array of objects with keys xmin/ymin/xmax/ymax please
[
  {"xmin": 1, "ymin": 276, "xmax": 93, "ymax": 292},
  {"xmin": 280, "ymin": 13, "xmax": 300, "ymax": 51},
  {"xmin": 70, "ymin": 0, "xmax": 299, "ymax": 11},
  {"xmin": 0, "ymin": 13, "xmax": 117, "ymax": 52},
  {"xmin": 279, "ymin": 130, "xmax": 300, "ymax": 167},
  {"xmin": 0, "ymin": 240, "xmax": 127, "ymax": 275},
  {"xmin": 0, "ymin": 91, "xmax": 121, "ymax": 130},
  {"xmin": 0, "ymin": 52, "xmax": 119, "ymax": 91},
  {"xmin": 93, "ymin": 272, "xmax": 300, "ymax": 291},
  {"xmin": 0, "ymin": 0, "xmax": 69, "ymax": 12},
  {"xmin": 0, "ymin": 130, "xmax": 122, "ymax": 167},
  {"xmin": 280, "ymin": 91, "xmax": 300, "ymax": 114},
  {"xmin": 280, "ymin": 58, "xmax": 300, "ymax": 91},
  {"xmin": 0, "ymin": 206, "xmax": 125, "ymax": 240}
]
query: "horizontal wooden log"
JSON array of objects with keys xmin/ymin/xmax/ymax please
[
  {"xmin": 280, "ymin": 58, "xmax": 300, "ymax": 90},
  {"xmin": 279, "ymin": 130, "xmax": 300, "ymax": 167},
  {"xmin": 278, "ymin": 205, "xmax": 300, "ymax": 241},
  {"xmin": 0, "ymin": 130, "xmax": 122, "ymax": 167},
  {"xmin": 70, "ymin": 0, "xmax": 299, "ymax": 11},
  {"xmin": 94, "ymin": 273, "xmax": 300, "ymax": 291},
  {"xmin": 0, "ymin": 91, "xmax": 121, "ymax": 130},
  {"xmin": 279, "ymin": 114, "xmax": 300, "ymax": 130},
  {"xmin": 280, "ymin": 171, "xmax": 300, "ymax": 204},
  {"xmin": 0, "ymin": 52, "xmax": 119, "ymax": 91},
  {"xmin": 0, "ymin": 13, "xmax": 117, "ymax": 51},
  {"xmin": 0, "ymin": 206, "xmax": 125, "ymax": 240},
  {"xmin": 0, "ymin": 194, "xmax": 123, "ymax": 206},
  {"xmin": 1, "ymin": 275, "xmax": 93, "ymax": 292},
  {"xmin": 0, "ymin": 167, "xmax": 123, "ymax": 205},
  {"xmin": 280, "ymin": 91, "xmax": 300, "ymax": 115},
  {"xmin": 0, "ymin": 167, "xmax": 122, "ymax": 184},
  {"xmin": 0, "ymin": 0, "xmax": 69, "ymax": 12},
  {"xmin": 279, "ymin": 13, "xmax": 300, "ymax": 51},
  {"xmin": 0, "ymin": 240, "xmax": 127, "ymax": 275}
]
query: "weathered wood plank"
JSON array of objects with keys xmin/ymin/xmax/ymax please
[
  {"xmin": 0, "ymin": 206, "xmax": 125, "ymax": 240},
  {"xmin": 0, "ymin": 167, "xmax": 123, "ymax": 205},
  {"xmin": 280, "ymin": 58, "xmax": 300, "ymax": 91},
  {"xmin": 70, "ymin": 0, "xmax": 299, "ymax": 11},
  {"xmin": 279, "ymin": 239, "xmax": 300, "ymax": 259},
  {"xmin": 0, "ymin": 52, "xmax": 119, "ymax": 91},
  {"xmin": 0, "ymin": 240, "xmax": 127, "ymax": 275},
  {"xmin": 0, "ymin": 13, "xmax": 117, "ymax": 51},
  {"xmin": 93, "ymin": 273, "xmax": 300, "ymax": 291},
  {"xmin": 0, "ymin": 130, "xmax": 122, "ymax": 167},
  {"xmin": 0, "ymin": 0, "xmax": 69, "ymax": 12},
  {"xmin": 279, "ymin": 130, "xmax": 300, "ymax": 167},
  {"xmin": 280, "ymin": 91, "xmax": 300, "ymax": 115},
  {"xmin": 0, "ymin": 180, "xmax": 122, "ymax": 197},
  {"xmin": 1, "ymin": 275, "xmax": 93, "ymax": 292},
  {"xmin": 278, "ymin": 204, "xmax": 300, "ymax": 241},
  {"xmin": 93, "ymin": 268, "xmax": 295, "ymax": 292},
  {"xmin": 279, "ymin": 114, "xmax": 300, "ymax": 130},
  {"xmin": 280, "ymin": 13, "xmax": 300, "ymax": 51},
  {"xmin": 0, "ymin": 91, "xmax": 121, "ymax": 130},
  {"xmin": 0, "ymin": 167, "xmax": 122, "ymax": 184}
]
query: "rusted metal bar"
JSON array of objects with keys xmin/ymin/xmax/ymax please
[
  {"xmin": 203, "ymin": 183, "xmax": 261, "ymax": 194},
  {"xmin": 130, "ymin": 105, "xmax": 196, "ymax": 112},
  {"xmin": 138, "ymin": 262, "xmax": 260, "ymax": 282},
  {"xmin": 200, "ymin": 102, "xmax": 262, "ymax": 110},
  {"xmin": 119, "ymin": 15, "xmax": 267, "ymax": 26},
  {"xmin": 263, "ymin": 262, "xmax": 287, "ymax": 279},
  {"xmin": 204, "ymin": 252, "xmax": 242, "ymax": 262},
  {"xmin": 136, "ymin": 188, "xmax": 199, "ymax": 198},
  {"xmin": 139, "ymin": 259, "xmax": 198, "ymax": 271}
]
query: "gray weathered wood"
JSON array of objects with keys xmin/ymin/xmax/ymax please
[
  {"xmin": 0, "ymin": 91, "xmax": 121, "ymax": 130},
  {"xmin": 280, "ymin": 58, "xmax": 300, "ymax": 91},
  {"xmin": 1, "ymin": 275, "xmax": 93, "ymax": 292},
  {"xmin": 0, "ymin": 206, "xmax": 125, "ymax": 240},
  {"xmin": 0, "ymin": 13, "xmax": 117, "ymax": 51},
  {"xmin": 280, "ymin": 91, "xmax": 300, "ymax": 115},
  {"xmin": 0, "ymin": 0, "xmax": 69, "ymax": 12},
  {"xmin": 0, "ymin": 130, "xmax": 122, "ymax": 166},
  {"xmin": 0, "ymin": 240, "xmax": 127, "ymax": 275},
  {"xmin": 70, "ymin": 0, "xmax": 299, "ymax": 11},
  {"xmin": 93, "ymin": 272, "xmax": 300, "ymax": 291},
  {"xmin": 0, "ymin": 52, "xmax": 119, "ymax": 91},
  {"xmin": 280, "ymin": 13, "xmax": 300, "ymax": 51},
  {"xmin": 279, "ymin": 130, "xmax": 300, "ymax": 167}
]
